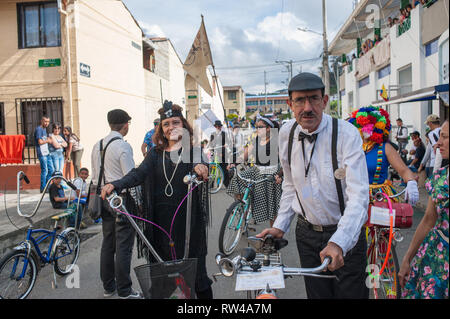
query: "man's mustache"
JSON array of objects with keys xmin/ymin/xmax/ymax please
[{"xmin": 299, "ymin": 111, "xmax": 315, "ymax": 118}]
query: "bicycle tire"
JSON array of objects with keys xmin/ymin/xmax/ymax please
[
  {"xmin": 368, "ymin": 229, "xmax": 401, "ymax": 299},
  {"xmin": 209, "ymin": 163, "xmax": 224, "ymax": 194},
  {"xmin": 0, "ymin": 249, "xmax": 38, "ymax": 299},
  {"xmin": 53, "ymin": 229, "xmax": 80, "ymax": 276},
  {"xmin": 218, "ymin": 201, "xmax": 246, "ymax": 256}
]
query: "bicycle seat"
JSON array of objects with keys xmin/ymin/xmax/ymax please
[{"xmin": 51, "ymin": 210, "xmax": 74, "ymax": 221}]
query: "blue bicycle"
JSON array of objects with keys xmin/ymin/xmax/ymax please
[{"xmin": 0, "ymin": 172, "xmax": 81, "ymax": 299}]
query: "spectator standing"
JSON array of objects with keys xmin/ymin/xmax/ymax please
[
  {"xmin": 48, "ymin": 123, "xmax": 67, "ymax": 174},
  {"xmin": 425, "ymin": 115, "xmax": 442, "ymax": 172},
  {"xmin": 64, "ymin": 126, "xmax": 84, "ymax": 178},
  {"xmin": 141, "ymin": 119, "xmax": 160, "ymax": 157},
  {"xmin": 91, "ymin": 109, "xmax": 141, "ymax": 299},
  {"xmin": 34, "ymin": 116, "xmax": 54, "ymax": 192},
  {"xmin": 395, "ymin": 118, "xmax": 409, "ymax": 161},
  {"xmin": 419, "ymin": 131, "xmax": 434, "ymax": 178}
]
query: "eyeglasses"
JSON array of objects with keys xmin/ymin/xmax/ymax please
[
  {"xmin": 291, "ymin": 95, "xmax": 323, "ymax": 107},
  {"xmin": 255, "ymin": 125, "xmax": 267, "ymax": 129}
]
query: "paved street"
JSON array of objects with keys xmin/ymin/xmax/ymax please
[{"xmin": 12, "ymin": 187, "xmax": 425, "ymax": 299}]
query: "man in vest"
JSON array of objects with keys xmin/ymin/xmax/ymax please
[{"xmin": 257, "ymin": 73, "xmax": 370, "ymax": 299}]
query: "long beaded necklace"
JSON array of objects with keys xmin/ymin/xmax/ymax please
[
  {"xmin": 371, "ymin": 144, "xmax": 384, "ymax": 185},
  {"xmin": 163, "ymin": 148, "xmax": 182, "ymax": 197}
]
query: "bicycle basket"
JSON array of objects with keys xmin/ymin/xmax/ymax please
[{"xmin": 134, "ymin": 258, "xmax": 197, "ymax": 299}]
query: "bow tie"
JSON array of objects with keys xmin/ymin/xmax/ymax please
[{"xmin": 298, "ymin": 132, "xmax": 318, "ymax": 143}]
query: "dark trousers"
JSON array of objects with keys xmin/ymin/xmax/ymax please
[
  {"xmin": 295, "ymin": 219, "xmax": 369, "ymax": 299},
  {"xmin": 100, "ymin": 207, "xmax": 135, "ymax": 297}
]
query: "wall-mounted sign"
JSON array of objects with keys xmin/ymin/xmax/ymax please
[
  {"xmin": 188, "ymin": 95, "xmax": 197, "ymax": 99},
  {"xmin": 38, "ymin": 59, "xmax": 61, "ymax": 67},
  {"xmin": 131, "ymin": 41, "xmax": 142, "ymax": 51},
  {"xmin": 80, "ymin": 63, "xmax": 91, "ymax": 78}
]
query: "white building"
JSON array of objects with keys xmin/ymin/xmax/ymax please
[{"xmin": 330, "ymin": 0, "xmax": 449, "ymax": 143}]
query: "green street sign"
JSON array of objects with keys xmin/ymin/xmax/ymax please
[
  {"xmin": 39, "ymin": 59, "xmax": 61, "ymax": 67},
  {"xmin": 188, "ymin": 95, "xmax": 197, "ymax": 99}
]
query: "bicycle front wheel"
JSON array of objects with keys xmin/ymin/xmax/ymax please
[
  {"xmin": 0, "ymin": 249, "xmax": 38, "ymax": 299},
  {"xmin": 367, "ymin": 228, "xmax": 401, "ymax": 299},
  {"xmin": 219, "ymin": 201, "xmax": 246, "ymax": 256},
  {"xmin": 209, "ymin": 164, "xmax": 224, "ymax": 194},
  {"xmin": 53, "ymin": 229, "xmax": 80, "ymax": 276}
]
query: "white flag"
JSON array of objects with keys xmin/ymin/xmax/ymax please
[{"xmin": 183, "ymin": 17, "xmax": 213, "ymax": 97}]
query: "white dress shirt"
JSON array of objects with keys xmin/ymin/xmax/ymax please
[
  {"xmin": 273, "ymin": 114, "xmax": 370, "ymax": 256},
  {"xmin": 91, "ymin": 131, "xmax": 135, "ymax": 186}
]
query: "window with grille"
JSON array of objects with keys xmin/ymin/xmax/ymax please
[
  {"xmin": 17, "ymin": 1, "xmax": 61, "ymax": 49},
  {"xmin": 0, "ymin": 103, "xmax": 5, "ymax": 135},
  {"xmin": 17, "ymin": 97, "xmax": 63, "ymax": 147}
]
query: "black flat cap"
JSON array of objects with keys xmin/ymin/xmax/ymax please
[
  {"xmin": 214, "ymin": 120, "xmax": 223, "ymax": 127},
  {"xmin": 107, "ymin": 109, "xmax": 131, "ymax": 125},
  {"xmin": 288, "ymin": 72, "xmax": 325, "ymax": 92}
]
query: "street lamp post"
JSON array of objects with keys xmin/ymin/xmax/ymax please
[{"xmin": 297, "ymin": 0, "xmax": 330, "ymax": 114}]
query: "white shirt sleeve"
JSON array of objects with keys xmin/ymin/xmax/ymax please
[
  {"xmin": 420, "ymin": 143, "xmax": 432, "ymax": 167},
  {"xmin": 272, "ymin": 123, "xmax": 297, "ymax": 233},
  {"xmin": 397, "ymin": 127, "xmax": 408, "ymax": 139},
  {"xmin": 328, "ymin": 124, "xmax": 370, "ymax": 256},
  {"xmin": 119, "ymin": 142, "xmax": 135, "ymax": 176}
]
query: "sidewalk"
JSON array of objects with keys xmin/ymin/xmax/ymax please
[{"xmin": 0, "ymin": 189, "xmax": 92, "ymax": 255}]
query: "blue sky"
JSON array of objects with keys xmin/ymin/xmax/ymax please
[{"xmin": 122, "ymin": 0, "xmax": 356, "ymax": 94}]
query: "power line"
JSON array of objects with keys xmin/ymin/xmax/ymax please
[{"xmin": 215, "ymin": 57, "xmax": 321, "ymax": 70}]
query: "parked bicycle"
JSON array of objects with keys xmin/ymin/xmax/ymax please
[
  {"xmin": 214, "ymin": 235, "xmax": 336, "ymax": 299},
  {"xmin": 366, "ymin": 188, "xmax": 409, "ymax": 299},
  {"xmin": 208, "ymin": 147, "xmax": 225, "ymax": 194},
  {"xmin": 218, "ymin": 164, "xmax": 275, "ymax": 256},
  {"xmin": 0, "ymin": 172, "xmax": 81, "ymax": 299}
]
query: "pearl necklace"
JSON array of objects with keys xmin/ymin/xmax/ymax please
[{"xmin": 163, "ymin": 148, "xmax": 182, "ymax": 197}]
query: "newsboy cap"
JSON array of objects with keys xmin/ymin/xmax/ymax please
[
  {"xmin": 214, "ymin": 120, "xmax": 223, "ymax": 127},
  {"xmin": 288, "ymin": 72, "xmax": 325, "ymax": 92},
  {"xmin": 107, "ymin": 109, "xmax": 131, "ymax": 125}
]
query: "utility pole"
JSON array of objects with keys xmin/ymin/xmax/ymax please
[
  {"xmin": 276, "ymin": 60, "xmax": 293, "ymax": 82},
  {"xmin": 322, "ymin": 0, "xmax": 330, "ymax": 114}
]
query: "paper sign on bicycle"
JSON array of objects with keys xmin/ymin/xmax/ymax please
[
  {"xmin": 370, "ymin": 206, "xmax": 396, "ymax": 227},
  {"xmin": 235, "ymin": 268, "xmax": 285, "ymax": 291}
]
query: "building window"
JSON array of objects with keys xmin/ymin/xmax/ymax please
[
  {"xmin": 358, "ymin": 76, "xmax": 370, "ymax": 88},
  {"xmin": 228, "ymin": 91, "xmax": 237, "ymax": 100},
  {"xmin": 246, "ymin": 101, "xmax": 258, "ymax": 106},
  {"xmin": 378, "ymin": 64, "xmax": 391, "ymax": 79},
  {"xmin": 143, "ymin": 48, "xmax": 155, "ymax": 72},
  {"xmin": 398, "ymin": 65, "xmax": 412, "ymax": 95},
  {"xmin": 17, "ymin": 97, "xmax": 63, "ymax": 147},
  {"xmin": 348, "ymin": 92, "xmax": 354, "ymax": 109},
  {"xmin": 425, "ymin": 38, "xmax": 439, "ymax": 57},
  {"xmin": 0, "ymin": 103, "xmax": 5, "ymax": 135},
  {"xmin": 17, "ymin": 1, "xmax": 61, "ymax": 49}
]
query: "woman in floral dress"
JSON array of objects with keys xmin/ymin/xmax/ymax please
[{"xmin": 399, "ymin": 120, "xmax": 449, "ymax": 299}]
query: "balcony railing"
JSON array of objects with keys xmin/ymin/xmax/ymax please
[{"xmin": 398, "ymin": 16, "xmax": 411, "ymax": 37}]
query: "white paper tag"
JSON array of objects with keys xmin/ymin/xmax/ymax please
[
  {"xmin": 235, "ymin": 268, "xmax": 285, "ymax": 291},
  {"xmin": 40, "ymin": 143, "xmax": 49, "ymax": 156},
  {"xmin": 370, "ymin": 206, "xmax": 396, "ymax": 227}
]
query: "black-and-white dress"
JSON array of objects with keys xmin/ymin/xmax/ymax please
[{"xmin": 226, "ymin": 137, "xmax": 282, "ymax": 223}]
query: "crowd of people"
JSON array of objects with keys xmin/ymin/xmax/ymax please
[{"xmin": 32, "ymin": 71, "xmax": 448, "ymax": 300}]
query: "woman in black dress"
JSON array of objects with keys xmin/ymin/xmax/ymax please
[{"xmin": 101, "ymin": 102, "xmax": 212, "ymax": 299}]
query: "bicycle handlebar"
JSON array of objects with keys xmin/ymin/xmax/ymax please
[
  {"xmin": 232, "ymin": 165, "xmax": 275, "ymax": 185},
  {"xmin": 16, "ymin": 171, "xmax": 77, "ymax": 220}
]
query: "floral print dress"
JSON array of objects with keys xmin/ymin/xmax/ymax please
[{"xmin": 402, "ymin": 166, "xmax": 449, "ymax": 299}]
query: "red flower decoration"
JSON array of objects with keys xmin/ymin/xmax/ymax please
[
  {"xmin": 371, "ymin": 132, "xmax": 383, "ymax": 144},
  {"xmin": 367, "ymin": 115, "xmax": 377, "ymax": 124},
  {"xmin": 356, "ymin": 116, "xmax": 370, "ymax": 126}
]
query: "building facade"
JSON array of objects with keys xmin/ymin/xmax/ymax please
[
  {"xmin": 0, "ymin": 0, "xmax": 186, "ymax": 185},
  {"xmin": 223, "ymin": 86, "xmax": 245, "ymax": 118},
  {"xmin": 245, "ymin": 94, "xmax": 290, "ymax": 115},
  {"xmin": 331, "ymin": 0, "xmax": 449, "ymax": 143}
]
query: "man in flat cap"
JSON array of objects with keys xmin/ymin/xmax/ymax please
[
  {"xmin": 257, "ymin": 73, "xmax": 370, "ymax": 299},
  {"xmin": 91, "ymin": 109, "xmax": 142, "ymax": 298}
]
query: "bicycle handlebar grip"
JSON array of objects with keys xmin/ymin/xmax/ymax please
[
  {"xmin": 66, "ymin": 181, "xmax": 78, "ymax": 190},
  {"xmin": 22, "ymin": 174, "xmax": 30, "ymax": 184}
]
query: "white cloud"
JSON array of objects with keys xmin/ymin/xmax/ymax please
[{"xmin": 138, "ymin": 20, "xmax": 166, "ymax": 38}]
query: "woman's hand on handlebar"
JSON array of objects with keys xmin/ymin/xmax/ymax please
[
  {"xmin": 101, "ymin": 184, "xmax": 115, "ymax": 200},
  {"xmin": 194, "ymin": 164, "xmax": 209, "ymax": 181},
  {"xmin": 255, "ymin": 227, "xmax": 285, "ymax": 239}
]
